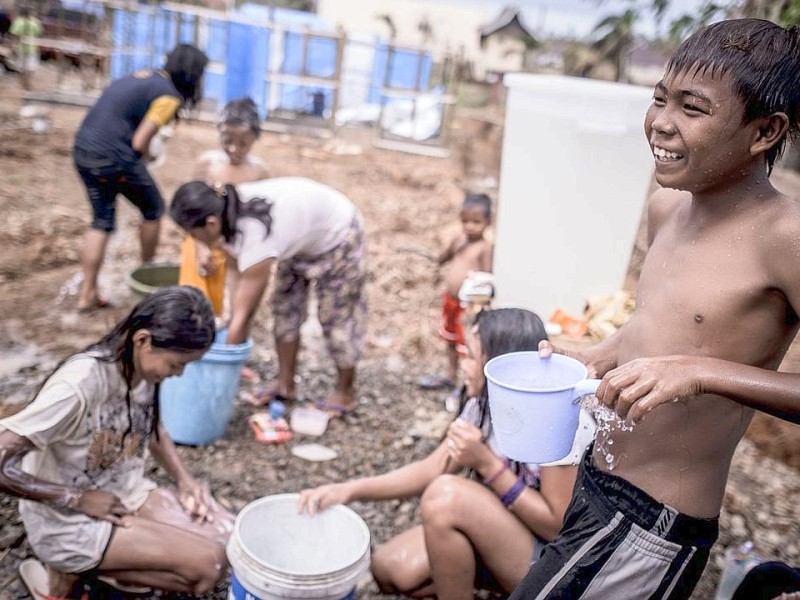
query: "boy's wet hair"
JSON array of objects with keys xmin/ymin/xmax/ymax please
[
  {"xmin": 665, "ymin": 18, "xmax": 800, "ymax": 172},
  {"xmin": 219, "ymin": 97, "xmax": 261, "ymax": 137},
  {"xmin": 462, "ymin": 192, "xmax": 492, "ymax": 220},
  {"xmin": 164, "ymin": 44, "xmax": 209, "ymax": 107}
]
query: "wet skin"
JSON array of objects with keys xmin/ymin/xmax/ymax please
[{"xmin": 584, "ymin": 70, "xmax": 800, "ymax": 518}]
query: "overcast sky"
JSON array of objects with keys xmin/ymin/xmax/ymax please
[{"xmin": 450, "ymin": 0, "xmax": 716, "ymax": 40}]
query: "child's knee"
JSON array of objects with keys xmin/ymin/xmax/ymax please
[{"xmin": 185, "ymin": 543, "xmax": 228, "ymax": 592}]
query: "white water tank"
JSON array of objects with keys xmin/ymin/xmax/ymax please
[{"xmin": 493, "ymin": 74, "xmax": 654, "ymax": 319}]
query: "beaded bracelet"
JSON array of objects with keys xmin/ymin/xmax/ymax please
[
  {"xmin": 500, "ymin": 477, "xmax": 526, "ymax": 509},
  {"xmin": 482, "ymin": 460, "xmax": 509, "ymax": 485}
]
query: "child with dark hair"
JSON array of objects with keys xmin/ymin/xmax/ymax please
[
  {"xmin": 181, "ymin": 96, "xmax": 269, "ymax": 319},
  {"xmin": 72, "ymin": 43, "xmax": 208, "ymax": 313},
  {"xmin": 299, "ymin": 308, "xmax": 595, "ymax": 599},
  {"xmin": 170, "ymin": 177, "xmax": 367, "ymax": 416},
  {"xmin": 0, "ymin": 286, "xmax": 234, "ymax": 599},
  {"xmin": 510, "ymin": 19, "xmax": 800, "ymax": 599},
  {"xmin": 419, "ymin": 192, "xmax": 494, "ymax": 395}
]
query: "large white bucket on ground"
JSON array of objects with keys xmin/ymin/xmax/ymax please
[{"xmin": 227, "ymin": 493, "xmax": 371, "ymax": 600}]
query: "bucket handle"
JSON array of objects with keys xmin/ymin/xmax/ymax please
[{"xmin": 573, "ymin": 378, "xmax": 600, "ymax": 401}]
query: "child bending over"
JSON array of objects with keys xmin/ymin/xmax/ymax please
[
  {"xmin": 179, "ymin": 97, "xmax": 269, "ymax": 319},
  {"xmin": 0, "ymin": 286, "xmax": 234, "ymax": 599},
  {"xmin": 510, "ymin": 19, "xmax": 800, "ymax": 600},
  {"xmin": 419, "ymin": 192, "xmax": 493, "ymax": 392}
]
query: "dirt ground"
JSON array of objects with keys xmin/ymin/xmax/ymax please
[{"xmin": 0, "ymin": 65, "xmax": 799, "ymax": 600}]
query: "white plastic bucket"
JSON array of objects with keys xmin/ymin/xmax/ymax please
[
  {"xmin": 227, "ymin": 493, "xmax": 371, "ymax": 600},
  {"xmin": 484, "ymin": 352, "xmax": 599, "ymax": 463}
]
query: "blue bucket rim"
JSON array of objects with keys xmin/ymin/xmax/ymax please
[
  {"xmin": 484, "ymin": 351, "xmax": 588, "ymax": 393},
  {"xmin": 233, "ymin": 493, "xmax": 371, "ymax": 576}
]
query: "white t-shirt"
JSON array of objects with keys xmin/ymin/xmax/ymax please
[
  {"xmin": 0, "ymin": 353, "xmax": 157, "ymax": 571},
  {"xmin": 224, "ymin": 177, "xmax": 357, "ymax": 272}
]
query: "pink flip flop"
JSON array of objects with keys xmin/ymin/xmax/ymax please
[{"xmin": 18, "ymin": 558, "xmax": 88, "ymax": 600}]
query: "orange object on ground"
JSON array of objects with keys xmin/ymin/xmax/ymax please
[
  {"xmin": 179, "ymin": 237, "xmax": 226, "ymax": 316},
  {"xmin": 248, "ymin": 412, "xmax": 293, "ymax": 444},
  {"xmin": 549, "ymin": 308, "xmax": 588, "ymax": 339}
]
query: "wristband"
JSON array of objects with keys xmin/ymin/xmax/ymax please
[
  {"xmin": 500, "ymin": 477, "xmax": 526, "ymax": 509},
  {"xmin": 482, "ymin": 460, "xmax": 509, "ymax": 485}
]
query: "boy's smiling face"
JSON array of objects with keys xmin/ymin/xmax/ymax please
[{"xmin": 644, "ymin": 69, "xmax": 763, "ymax": 194}]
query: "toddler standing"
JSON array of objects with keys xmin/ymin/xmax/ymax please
[{"xmin": 419, "ymin": 193, "xmax": 494, "ymax": 394}]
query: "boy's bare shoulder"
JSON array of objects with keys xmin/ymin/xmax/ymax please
[{"xmin": 646, "ymin": 187, "xmax": 690, "ymax": 242}]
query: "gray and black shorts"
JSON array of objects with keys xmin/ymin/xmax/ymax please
[{"xmin": 508, "ymin": 445, "xmax": 718, "ymax": 600}]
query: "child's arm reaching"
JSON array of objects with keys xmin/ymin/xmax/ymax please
[
  {"xmin": 539, "ymin": 328, "xmax": 622, "ymax": 380},
  {"xmin": 438, "ymin": 233, "xmax": 468, "ymax": 266},
  {"xmin": 595, "ymin": 355, "xmax": 800, "ymax": 424},
  {"xmin": 148, "ymin": 422, "xmax": 213, "ymax": 521}
]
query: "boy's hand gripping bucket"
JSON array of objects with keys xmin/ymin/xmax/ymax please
[{"xmin": 484, "ymin": 351, "xmax": 599, "ymax": 463}]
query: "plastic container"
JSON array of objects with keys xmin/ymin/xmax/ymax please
[
  {"xmin": 714, "ymin": 542, "xmax": 767, "ymax": 600},
  {"xmin": 160, "ymin": 329, "xmax": 252, "ymax": 445},
  {"xmin": 290, "ymin": 407, "xmax": 330, "ymax": 436},
  {"xmin": 484, "ymin": 351, "xmax": 599, "ymax": 463},
  {"xmin": 227, "ymin": 493, "xmax": 371, "ymax": 600},
  {"xmin": 493, "ymin": 74, "xmax": 654, "ymax": 318},
  {"xmin": 126, "ymin": 263, "xmax": 180, "ymax": 298}
]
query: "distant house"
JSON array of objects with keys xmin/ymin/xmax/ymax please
[{"xmin": 479, "ymin": 6, "xmax": 538, "ymax": 76}]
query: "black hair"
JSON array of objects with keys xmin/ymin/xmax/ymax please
[
  {"xmin": 164, "ymin": 44, "xmax": 209, "ymax": 107},
  {"xmin": 35, "ymin": 286, "xmax": 214, "ymax": 447},
  {"xmin": 457, "ymin": 308, "xmax": 548, "ymax": 473},
  {"xmin": 665, "ymin": 18, "xmax": 800, "ymax": 173},
  {"xmin": 463, "ymin": 192, "xmax": 492, "ymax": 220},
  {"xmin": 170, "ymin": 180, "xmax": 273, "ymax": 242},
  {"xmin": 219, "ymin": 97, "xmax": 261, "ymax": 138}
]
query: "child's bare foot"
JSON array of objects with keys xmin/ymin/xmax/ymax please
[
  {"xmin": 243, "ymin": 384, "xmax": 296, "ymax": 407},
  {"xmin": 77, "ymin": 296, "xmax": 111, "ymax": 314},
  {"xmin": 315, "ymin": 391, "xmax": 357, "ymax": 417}
]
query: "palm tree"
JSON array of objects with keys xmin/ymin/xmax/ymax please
[{"xmin": 591, "ymin": 8, "xmax": 636, "ymax": 82}]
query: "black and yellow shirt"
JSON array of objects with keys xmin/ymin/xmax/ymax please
[{"xmin": 74, "ymin": 70, "xmax": 181, "ymax": 167}]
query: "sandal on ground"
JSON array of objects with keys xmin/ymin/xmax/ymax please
[
  {"xmin": 418, "ymin": 374, "xmax": 456, "ymax": 390},
  {"xmin": 76, "ymin": 296, "xmax": 112, "ymax": 314},
  {"xmin": 242, "ymin": 387, "xmax": 296, "ymax": 407},
  {"xmin": 315, "ymin": 400, "xmax": 357, "ymax": 418},
  {"xmin": 19, "ymin": 558, "xmax": 88, "ymax": 600}
]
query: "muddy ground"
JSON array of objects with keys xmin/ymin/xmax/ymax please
[{"xmin": 0, "ymin": 65, "xmax": 799, "ymax": 599}]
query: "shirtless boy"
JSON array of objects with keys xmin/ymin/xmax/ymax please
[
  {"xmin": 510, "ymin": 19, "xmax": 800, "ymax": 599},
  {"xmin": 420, "ymin": 193, "xmax": 493, "ymax": 392}
]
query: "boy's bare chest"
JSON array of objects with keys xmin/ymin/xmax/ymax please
[{"xmin": 631, "ymin": 231, "xmax": 793, "ymax": 362}]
